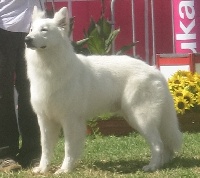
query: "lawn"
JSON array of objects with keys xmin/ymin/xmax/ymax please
[{"xmin": 1, "ymin": 132, "xmax": 200, "ymax": 178}]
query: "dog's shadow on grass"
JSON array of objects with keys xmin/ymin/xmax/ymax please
[
  {"xmin": 88, "ymin": 159, "xmax": 147, "ymax": 174},
  {"xmin": 169, "ymin": 156, "xmax": 200, "ymax": 169},
  {"xmin": 87, "ymin": 157, "xmax": 200, "ymax": 174}
]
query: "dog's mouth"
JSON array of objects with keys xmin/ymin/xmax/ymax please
[
  {"xmin": 25, "ymin": 41, "xmax": 35, "ymax": 49},
  {"xmin": 40, "ymin": 46, "xmax": 47, "ymax": 49}
]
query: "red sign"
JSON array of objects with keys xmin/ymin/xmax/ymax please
[{"xmin": 173, "ymin": 0, "xmax": 200, "ymax": 53}]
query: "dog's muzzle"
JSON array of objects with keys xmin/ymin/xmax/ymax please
[
  {"xmin": 25, "ymin": 36, "xmax": 35, "ymax": 48},
  {"xmin": 25, "ymin": 36, "xmax": 46, "ymax": 49}
]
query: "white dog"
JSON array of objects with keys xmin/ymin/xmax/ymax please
[{"xmin": 25, "ymin": 7, "xmax": 182, "ymax": 174}]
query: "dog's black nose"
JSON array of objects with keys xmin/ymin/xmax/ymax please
[
  {"xmin": 25, "ymin": 36, "xmax": 33, "ymax": 44},
  {"xmin": 25, "ymin": 36, "xmax": 34, "ymax": 48}
]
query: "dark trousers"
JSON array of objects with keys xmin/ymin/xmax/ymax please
[{"xmin": 0, "ymin": 28, "xmax": 41, "ymax": 165}]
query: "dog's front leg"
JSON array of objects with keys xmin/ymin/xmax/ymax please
[
  {"xmin": 55, "ymin": 118, "xmax": 86, "ymax": 174},
  {"xmin": 33, "ymin": 116, "xmax": 61, "ymax": 174}
]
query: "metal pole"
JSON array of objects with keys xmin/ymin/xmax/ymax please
[
  {"xmin": 67, "ymin": 0, "xmax": 72, "ymax": 18},
  {"xmin": 144, "ymin": 0, "xmax": 149, "ymax": 63},
  {"xmin": 111, "ymin": 0, "xmax": 116, "ymax": 54},
  {"xmin": 67, "ymin": 0, "xmax": 73, "ymax": 40},
  {"xmin": 171, "ymin": 0, "xmax": 175, "ymax": 53},
  {"xmin": 51, "ymin": 0, "xmax": 55, "ymax": 12},
  {"xmin": 151, "ymin": 0, "xmax": 156, "ymax": 65},
  {"xmin": 39, "ymin": 0, "xmax": 45, "ymax": 11},
  {"xmin": 131, "ymin": 0, "xmax": 136, "ymax": 56}
]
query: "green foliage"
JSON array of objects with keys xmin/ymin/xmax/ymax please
[
  {"xmin": 71, "ymin": 38, "xmax": 89, "ymax": 55},
  {"xmin": 87, "ymin": 119, "xmax": 99, "ymax": 136},
  {"xmin": 87, "ymin": 113, "xmax": 116, "ymax": 136},
  {"xmin": 71, "ymin": 16, "xmax": 138, "ymax": 56},
  {"xmin": 116, "ymin": 41, "xmax": 139, "ymax": 55},
  {"xmin": 84, "ymin": 16, "xmax": 120, "ymax": 55}
]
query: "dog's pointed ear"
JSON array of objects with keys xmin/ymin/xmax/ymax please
[
  {"xmin": 54, "ymin": 7, "xmax": 69, "ymax": 31},
  {"xmin": 32, "ymin": 6, "xmax": 45, "ymax": 22}
]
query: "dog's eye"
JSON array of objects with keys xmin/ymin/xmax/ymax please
[{"xmin": 41, "ymin": 28, "xmax": 48, "ymax": 32}]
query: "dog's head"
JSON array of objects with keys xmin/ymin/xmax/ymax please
[{"xmin": 25, "ymin": 7, "xmax": 69, "ymax": 50}]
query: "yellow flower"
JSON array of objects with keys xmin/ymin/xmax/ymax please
[
  {"xmin": 195, "ymin": 92, "xmax": 200, "ymax": 105},
  {"xmin": 168, "ymin": 70, "xmax": 200, "ymax": 114},
  {"xmin": 172, "ymin": 88, "xmax": 184, "ymax": 97},
  {"xmin": 193, "ymin": 72, "xmax": 200, "ymax": 83},
  {"xmin": 182, "ymin": 90, "xmax": 195, "ymax": 107},
  {"xmin": 176, "ymin": 70, "xmax": 192, "ymax": 78},
  {"xmin": 168, "ymin": 76, "xmax": 186, "ymax": 91},
  {"xmin": 195, "ymin": 86, "xmax": 200, "ymax": 94},
  {"xmin": 168, "ymin": 75, "xmax": 183, "ymax": 86},
  {"xmin": 174, "ymin": 96, "xmax": 190, "ymax": 115},
  {"xmin": 186, "ymin": 80, "xmax": 197, "ymax": 89}
]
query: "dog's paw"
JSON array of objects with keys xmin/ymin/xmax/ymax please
[
  {"xmin": 54, "ymin": 168, "xmax": 70, "ymax": 175},
  {"xmin": 32, "ymin": 166, "xmax": 49, "ymax": 174},
  {"xmin": 142, "ymin": 164, "xmax": 159, "ymax": 172}
]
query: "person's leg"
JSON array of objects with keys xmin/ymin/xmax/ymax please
[
  {"xmin": 0, "ymin": 28, "xmax": 20, "ymax": 159},
  {"xmin": 15, "ymin": 32, "xmax": 41, "ymax": 168}
]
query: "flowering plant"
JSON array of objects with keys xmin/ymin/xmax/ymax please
[{"xmin": 168, "ymin": 70, "xmax": 200, "ymax": 115}]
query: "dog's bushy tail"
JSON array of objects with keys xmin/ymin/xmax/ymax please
[{"xmin": 160, "ymin": 93, "xmax": 182, "ymax": 154}]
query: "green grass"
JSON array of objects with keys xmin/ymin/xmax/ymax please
[{"xmin": 1, "ymin": 133, "xmax": 200, "ymax": 178}]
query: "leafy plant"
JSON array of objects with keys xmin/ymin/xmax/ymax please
[
  {"xmin": 70, "ymin": 0, "xmax": 138, "ymax": 56},
  {"xmin": 71, "ymin": 38, "xmax": 90, "ymax": 54},
  {"xmin": 73, "ymin": 16, "xmax": 138, "ymax": 55},
  {"xmin": 83, "ymin": 16, "xmax": 120, "ymax": 55},
  {"xmin": 168, "ymin": 70, "xmax": 200, "ymax": 115}
]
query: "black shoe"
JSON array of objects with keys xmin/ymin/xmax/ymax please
[
  {"xmin": 0, "ymin": 158, "xmax": 22, "ymax": 172},
  {"xmin": 28, "ymin": 158, "xmax": 40, "ymax": 168},
  {"xmin": 16, "ymin": 153, "xmax": 40, "ymax": 168}
]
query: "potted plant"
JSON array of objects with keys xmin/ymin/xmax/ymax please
[
  {"xmin": 87, "ymin": 113, "xmax": 134, "ymax": 136},
  {"xmin": 168, "ymin": 70, "xmax": 200, "ymax": 132}
]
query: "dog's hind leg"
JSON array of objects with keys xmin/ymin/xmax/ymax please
[
  {"xmin": 32, "ymin": 116, "xmax": 61, "ymax": 174},
  {"xmin": 141, "ymin": 129, "xmax": 164, "ymax": 172},
  {"xmin": 122, "ymin": 83, "xmax": 165, "ymax": 171},
  {"xmin": 125, "ymin": 111, "xmax": 165, "ymax": 172},
  {"xmin": 159, "ymin": 96, "xmax": 182, "ymax": 165},
  {"xmin": 55, "ymin": 117, "xmax": 86, "ymax": 174}
]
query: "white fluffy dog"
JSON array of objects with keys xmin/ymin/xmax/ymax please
[{"xmin": 25, "ymin": 7, "xmax": 182, "ymax": 174}]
